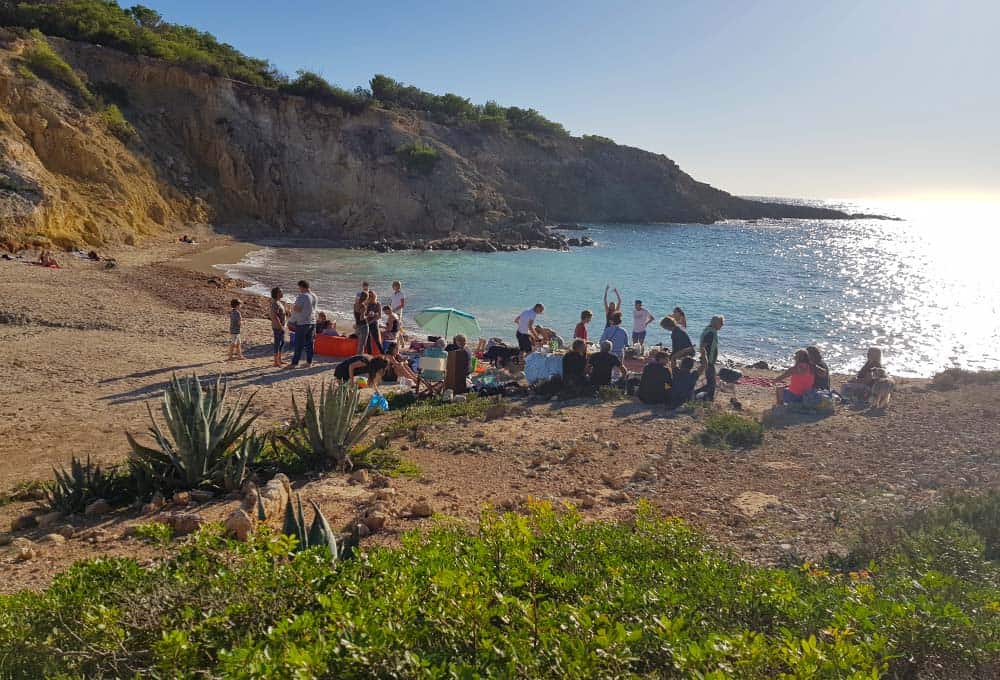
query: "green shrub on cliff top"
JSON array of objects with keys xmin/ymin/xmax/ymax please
[
  {"xmin": 277, "ymin": 70, "xmax": 371, "ymax": 113},
  {"xmin": 1, "ymin": 501, "xmax": 999, "ymax": 677}
]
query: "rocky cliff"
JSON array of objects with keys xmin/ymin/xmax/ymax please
[{"xmin": 0, "ymin": 34, "xmax": 854, "ymax": 250}]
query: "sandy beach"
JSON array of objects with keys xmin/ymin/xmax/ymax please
[{"xmin": 1, "ymin": 234, "xmax": 999, "ymax": 593}]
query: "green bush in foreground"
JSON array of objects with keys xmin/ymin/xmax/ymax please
[
  {"xmin": 698, "ymin": 411, "xmax": 764, "ymax": 449},
  {"xmin": 1, "ymin": 502, "xmax": 998, "ymax": 678}
]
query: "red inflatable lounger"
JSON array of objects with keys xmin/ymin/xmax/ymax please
[{"xmin": 313, "ymin": 335, "xmax": 357, "ymax": 357}]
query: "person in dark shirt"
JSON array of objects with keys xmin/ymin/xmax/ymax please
[
  {"xmin": 561, "ymin": 339, "xmax": 589, "ymax": 395},
  {"xmin": 637, "ymin": 351, "xmax": 672, "ymax": 404},
  {"xmin": 333, "ymin": 354, "xmax": 389, "ymax": 387},
  {"xmin": 698, "ymin": 315, "xmax": 725, "ymax": 400},
  {"xmin": 668, "ymin": 357, "xmax": 698, "ymax": 408},
  {"xmin": 660, "ymin": 315, "xmax": 694, "ymax": 360},
  {"xmin": 806, "ymin": 345, "xmax": 831, "ymax": 391},
  {"xmin": 588, "ymin": 340, "xmax": 622, "ymax": 388}
]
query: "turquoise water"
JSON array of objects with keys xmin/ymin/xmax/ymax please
[{"xmin": 222, "ymin": 199, "xmax": 1000, "ymax": 377}]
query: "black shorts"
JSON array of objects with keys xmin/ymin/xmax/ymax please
[{"xmin": 516, "ymin": 332, "xmax": 533, "ymax": 353}]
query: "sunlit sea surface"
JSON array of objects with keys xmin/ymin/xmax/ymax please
[{"xmin": 221, "ymin": 198, "xmax": 1000, "ymax": 377}]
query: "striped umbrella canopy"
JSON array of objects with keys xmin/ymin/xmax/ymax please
[{"xmin": 413, "ymin": 307, "xmax": 482, "ymax": 338}]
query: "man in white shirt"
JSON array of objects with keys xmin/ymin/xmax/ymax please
[
  {"xmin": 390, "ymin": 280, "xmax": 405, "ymax": 321},
  {"xmin": 514, "ymin": 303, "xmax": 544, "ymax": 354},
  {"xmin": 632, "ymin": 299, "xmax": 654, "ymax": 353}
]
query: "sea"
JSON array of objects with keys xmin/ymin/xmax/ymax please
[{"xmin": 220, "ymin": 198, "xmax": 1000, "ymax": 378}]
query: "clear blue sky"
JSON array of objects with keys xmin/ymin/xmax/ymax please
[{"xmin": 146, "ymin": 0, "xmax": 999, "ymax": 201}]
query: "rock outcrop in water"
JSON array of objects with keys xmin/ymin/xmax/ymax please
[{"xmin": 1, "ymin": 33, "xmax": 865, "ymax": 250}]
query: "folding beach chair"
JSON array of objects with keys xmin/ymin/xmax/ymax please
[{"xmin": 415, "ymin": 346, "xmax": 448, "ymax": 396}]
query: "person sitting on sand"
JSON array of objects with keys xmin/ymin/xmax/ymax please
[
  {"xmin": 562, "ymin": 339, "xmax": 590, "ymax": 394},
  {"xmin": 574, "ymin": 310, "xmax": 593, "ymax": 341},
  {"xmin": 603, "ymin": 285, "xmax": 622, "ymax": 328},
  {"xmin": 333, "ymin": 354, "xmax": 389, "ymax": 387},
  {"xmin": 599, "ymin": 311, "xmax": 629, "ymax": 359},
  {"xmin": 807, "ymin": 346, "xmax": 831, "ymax": 391},
  {"xmin": 227, "ymin": 299, "xmax": 245, "ymax": 361},
  {"xmin": 668, "ymin": 357, "xmax": 698, "ymax": 408},
  {"xmin": 588, "ymin": 340, "xmax": 622, "ymax": 388},
  {"xmin": 841, "ymin": 346, "xmax": 883, "ymax": 401},
  {"xmin": 774, "ymin": 349, "xmax": 815, "ymax": 405},
  {"xmin": 382, "ymin": 305, "xmax": 400, "ymax": 354},
  {"xmin": 380, "ymin": 344, "xmax": 418, "ymax": 383},
  {"xmin": 316, "ymin": 311, "xmax": 338, "ymax": 335},
  {"xmin": 535, "ymin": 325, "xmax": 566, "ymax": 350},
  {"xmin": 269, "ymin": 287, "xmax": 287, "ymax": 367},
  {"xmin": 660, "ymin": 315, "xmax": 694, "ymax": 361},
  {"xmin": 637, "ymin": 351, "xmax": 672, "ymax": 404},
  {"xmin": 37, "ymin": 249, "xmax": 59, "ymax": 268}
]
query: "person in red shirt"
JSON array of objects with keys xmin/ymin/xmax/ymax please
[
  {"xmin": 775, "ymin": 349, "xmax": 816, "ymax": 405},
  {"xmin": 574, "ymin": 309, "xmax": 593, "ymax": 341}
]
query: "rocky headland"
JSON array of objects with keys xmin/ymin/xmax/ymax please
[{"xmin": 1, "ymin": 31, "xmax": 888, "ymax": 252}]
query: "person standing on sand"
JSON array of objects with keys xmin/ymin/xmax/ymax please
[
  {"xmin": 603, "ymin": 285, "xmax": 621, "ymax": 328},
  {"xmin": 382, "ymin": 305, "xmax": 400, "ymax": 354},
  {"xmin": 672, "ymin": 307, "xmax": 688, "ymax": 330},
  {"xmin": 632, "ymin": 299, "xmax": 655, "ymax": 353},
  {"xmin": 269, "ymin": 287, "xmax": 287, "ymax": 367},
  {"xmin": 364, "ymin": 291, "xmax": 382, "ymax": 354},
  {"xmin": 287, "ymin": 280, "xmax": 317, "ymax": 369},
  {"xmin": 390, "ymin": 280, "xmax": 405, "ymax": 322},
  {"xmin": 698, "ymin": 315, "xmax": 725, "ymax": 400},
  {"xmin": 354, "ymin": 289, "xmax": 369, "ymax": 354},
  {"xmin": 514, "ymin": 303, "xmax": 544, "ymax": 354},
  {"xmin": 227, "ymin": 299, "xmax": 245, "ymax": 361},
  {"xmin": 574, "ymin": 310, "xmax": 593, "ymax": 341}
]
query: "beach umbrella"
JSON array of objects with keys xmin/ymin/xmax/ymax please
[{"xmin": 413, "ymin": 307, "xmax": 481, "ymax": 338}]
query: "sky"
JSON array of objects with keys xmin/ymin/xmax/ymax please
[{"xmin": 144, "ymin": 0, "xmax": 999, "ymax": 201}]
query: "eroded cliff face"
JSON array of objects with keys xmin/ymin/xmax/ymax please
[{"xmin": 0, "ymin": 35, "xmax": 847, "ymax": 250}]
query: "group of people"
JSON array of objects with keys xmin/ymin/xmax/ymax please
[
  {"xmin": 226, "ymin": 276, "xmax": 888, "ymax": 408},
  {"xmin": 226, "ymin": 278, "xmax": 419, "ymax": 389},
  {"xmin": 514, "ymin": 285, "xmax": 728, "ymax": 406}
]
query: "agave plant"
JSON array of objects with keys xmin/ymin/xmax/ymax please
[
  {"xmin": 282, "ymin": 493, "xmax": 360, "ymax": 562},
  {"xmin": 279, "ymin": 381, "xmax": 373, "ymax": 471},
  {"xmin": 47, "ymin": 455, "xmax": 130, "ymax": 514},
  {"xmin": 126, "ymin": 374, "xmax": 262, "ymax": 493}
]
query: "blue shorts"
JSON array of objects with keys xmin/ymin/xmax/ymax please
[
  {"xmin": 632, "ymin": 331, "xmax": 646, "ymax": 343},
  {"xmin": 782, "ymin": 388, "xmax": 804, "ymax": 403}
]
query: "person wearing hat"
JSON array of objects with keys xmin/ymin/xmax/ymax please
[{"xmin": 632, "ymin": 299, "xmax": 655, "ymax": 354}]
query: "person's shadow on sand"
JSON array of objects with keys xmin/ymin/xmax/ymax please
[{"xmin": 100, "ymin": 361, "xmax": 337, "ymax": 405}]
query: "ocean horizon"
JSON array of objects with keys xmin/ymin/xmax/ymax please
[{"xmin": 220, "ymin": 197, "xmax": 1000, "ymax": 378}]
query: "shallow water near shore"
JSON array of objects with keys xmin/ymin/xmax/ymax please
[{"xmin": 220, "ymin": 198, "xmax": 999, "ymax": 377}]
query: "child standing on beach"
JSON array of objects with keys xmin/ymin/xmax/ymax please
[{"xmin": 228, "ymin": 299, "xmax": 245, "ymax": 360}]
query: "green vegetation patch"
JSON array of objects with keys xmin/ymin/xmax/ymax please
[
  {"xmin": 21, "ymin": 29, "xmax": 93, "ymax": 101},
  {"xmin": 99, "ymin": 103, "xmax": 136, "ymax": 139},
  {"xmin": 386, "ymin": 393, "xmax": 497, "ymax": 435},
  {"xmin": 130, "ymin": 520, "xmax": 173, "ymax": 546},
  {"xmin": 2, "ymin": 501, "xmax": 999, "ymax": 677},
  {"xmin": 698, "ymin": 411, "xmax": 764, "ymax": 449},
  {"xmin": 396, "ymin": 141, "xmax": 440, "ymax": 175}
]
